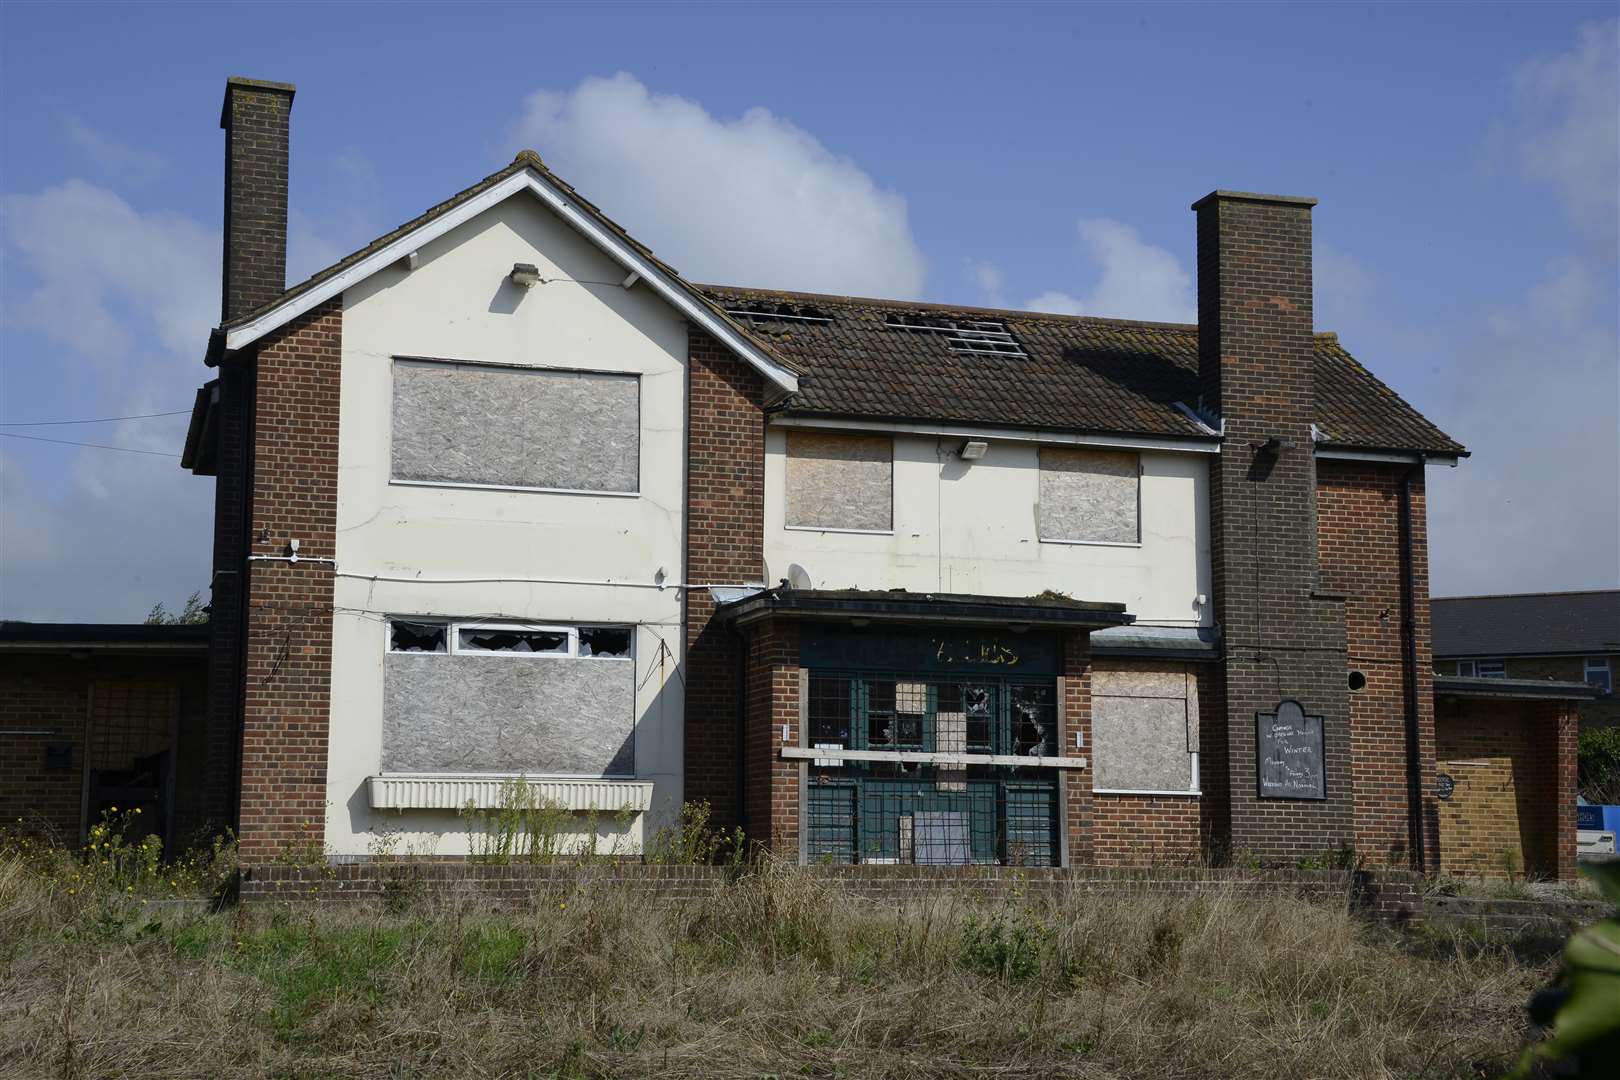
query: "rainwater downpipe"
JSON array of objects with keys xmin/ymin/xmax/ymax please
[{"xmin": 1398, "ymin": 461, "xmax": 1426, "ymax": 872}]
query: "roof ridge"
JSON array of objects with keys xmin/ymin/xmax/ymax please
[{"xmin": 696, "ymin": 283, "xmax": 1206, "ymax": 334}]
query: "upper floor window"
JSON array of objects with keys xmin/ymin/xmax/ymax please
[
  {"xmin": 391, "ymin": 358, "xmax": 640, "ymax": 494},
  {"xmin": 1038, "ymin": 447, "xmax": 1140, "ymax": 545},
  {"xmin": 1457, "ymin": 659, "xmax": 1506, "ymax": 679},
  {"xmin": 1586, "ymin": 657, "xmax": 1612, "ymax": 694},
  {"xmin": 785, "ymin": 430, "xmax": 893, "ymax": 532},
  {"xmin": 388, "ymin": 619, "xmax": 633, "ymax": 660}
]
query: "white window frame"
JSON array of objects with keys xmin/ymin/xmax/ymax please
[
  {"xmin": 1091, "ymin": 750, "xmax": 1201, "ymax": 797},
  {"xmin": 1586, "ymin": 656, "xmax": 1612, "ymax": 694},
  {"xmin": 386, "ymin": 619, "xmax": 635, "ymax": 661},
  {"xmin": 1455, "ymin": 660, "xmax": 1476, "ymax": 677},
  {"xmin": 1475, "ymin": 659, "xmax": 1507, "ymax": 679}
]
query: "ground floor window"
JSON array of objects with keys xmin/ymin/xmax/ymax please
[{"xmin": 806, "ymin": 770, "xmax": 1060, "ymax": 866}]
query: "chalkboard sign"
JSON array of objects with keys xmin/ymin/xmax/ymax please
[{"xmin": 1256, "ymin": 700, "xmax": 1326, "ymax": 800}]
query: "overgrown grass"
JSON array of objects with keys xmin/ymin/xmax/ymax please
[{"xmin": 0, "ymin": 850, "xmax": 1558, "ymax": 1078}]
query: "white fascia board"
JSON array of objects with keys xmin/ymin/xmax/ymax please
[
  {"xmin": 1315, "ymin": 446, "xmax": 1459, "ymax": 466},
  {"xmin": 220, "ymin": 169, "xmax": 798, "ymax": 394},
  {"xmin": 770, "ymin": 414, "xmax": 1220, "ymax": 455}
]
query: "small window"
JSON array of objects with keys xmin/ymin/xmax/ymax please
[
  {"xmin": 785, "ymin": 431, "xmax": 893, "ymax": 532},
  {"xmin": 579, "ymin": 627, "xmax": 633, "ymax": 658},
  {"xmin": 1455, "ymin": 660, "xmax": 1476, "ymax": 678},
  {"xmin": 1586, "ymin": 657, "xmax": 1612, "ymax": 694},
  {"xmin": 389, "ymin": 621, "xmax": 447, "ymax": 653},
  {"xmin": 1475, "ymin": 660, "xmax": 1507, "ymax": 679},
  {"xmin": 457, "ymin": 626, "xmax": 570, "ymax": 655}
]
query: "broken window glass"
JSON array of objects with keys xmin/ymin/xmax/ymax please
[
  {"xmin": 1011, "ymin": 683, "xmax": 1056, "ymax": 757},
  {"xmin": 389, "ymin": 621, "xmax": 447, "ymax": 653},
  {"xmin": 578, "ymin": 627, "xmax": 632, "ymax": 658},
  {"xmin": 457, "ymin": 627, "xmax": 569, "ymax": 655}
]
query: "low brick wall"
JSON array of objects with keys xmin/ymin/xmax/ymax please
[
  {"xmin": 238, "ymin": 862, "xmax": 1426, "ymax": 925},
  {"xmin": 1423, "ymin": 894, "xmax": 1610, "ymax": 937}
]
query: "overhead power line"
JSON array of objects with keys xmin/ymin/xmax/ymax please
[
  {"xmin": 0, "ymin": 431, "xmax": 179, "ymax": 458},
  {"xmin": 0, "ymin": 408, "xmax": 190, "ymax": 427}
]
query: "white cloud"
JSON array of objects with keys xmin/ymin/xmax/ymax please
[
  {"xmin": 963, "ymin": 258, "xmax": 1005, "ymax": 306},
  {"xmin": 1427, "ymin": 257, "xmax": 1620, "ymax": 594},
  {"xmin": 0, "ymin": 180, "xmax": 217, "ymax": 619},
  {"xmin": 511, "ymin": 73, "xmax": 926, "ymax": 297},
  {"xmin": 1509, "ymin": 18, "xmax": 1619, "ymax": 254},
  {"xmin": 1025, "ymin": 218, "xmax": 1195, "ymax": 323},
  {"xmin": 61, "ymin": 115, "xmax": 169, "ymax": 183},
  {"xmin": 2, "ymin": 180, "xmax": 217, "ymax": 366}
]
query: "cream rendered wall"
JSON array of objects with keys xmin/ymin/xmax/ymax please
[
  {"xmin": 764, "ymin": 429, "xmax": 1211, "ymax": 626},
  {"xmin": 327, "ymin": 192, "xmax": 688, "ymax": 856}
]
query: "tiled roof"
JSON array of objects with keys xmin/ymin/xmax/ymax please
[
  {"xmin": 1432, "ymin": 591, "xmax": 1620, "ymax": 657},
  {"xmin": 699, "ymin": 286, "xmax": 1465, "ymax": 455}
]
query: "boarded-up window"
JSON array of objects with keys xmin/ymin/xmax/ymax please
[
  {"xmin": 392, "ymin": 360, "xmax": 639, "ymax": 492},
  {"xmin": 1091, "ymin": 665, "xmax": 1199, "ymax": 792},
  {"xmin": 1038, "ymin": 448, "xmax": 1139, "ymax": 544},
  {"xmin": 785, "ymin": 431, "xmax": 892, "ymax": 531},
  {"xmin": 382, "ymin": 619, "xmax": 636, "ymax": 777}
]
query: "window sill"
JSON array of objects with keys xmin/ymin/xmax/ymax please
[
  {"xmin": 368, "ymin": 774, "xmax": 651, "ymax": 811},
  {"xmin": 783, "ymin": 525, "xmax": 895, "ymax": 536},
  {"xmin": 391, "ymin": 478, "xmax": 641, "ymax": 498},
  {"xmin": 1092, "ymin": 788, "xmax": 1202, "ymax": 797},
  {"xmin": 1037, "ymin": 538, "xmax": 1143, "ymax": 548}
]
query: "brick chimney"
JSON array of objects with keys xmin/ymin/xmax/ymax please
[
  {"xmin": 1192, "ymin": 190, "xmax": 1355, "ymax": 863},
  {"xmin": 220, "ymin": 77, "xmax": 295, "ymax": 322}
]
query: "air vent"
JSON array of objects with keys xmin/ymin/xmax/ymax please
[
  {"xmin": 885, "ymin": 315, "xmax": 1027, "ymax": 358},
  {"xmin": 726, "ymin": 302, "xmax": 831, "ymax": 325}
]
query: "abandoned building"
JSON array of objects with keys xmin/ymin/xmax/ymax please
[{"xmin": 158, "ymin": 76, "xmax": 1584, "ymax": 878}]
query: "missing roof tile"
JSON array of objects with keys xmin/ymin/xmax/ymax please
[
  {"xmin": 726, "ymin": 302, "xmax": 832, "ymax": 325},
  {"xmin": 884, "ymin": 315, "xmax": 1028, "ymax": 358}
]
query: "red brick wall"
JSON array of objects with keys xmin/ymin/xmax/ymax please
[
  {"xmin": 1060, "ymin": 631, "xmax": 1093, "ymax": 865},
  {"xmin": 683, "ymin": 327, "xmax": 767, "ymax": 829},
  {"xmin": 1434, "ymin": 697, "xmax": 1578, "ymax": 880},
  {"xmin": 1316, "ymin": 461, "xmax": 1437, "ymax": 870},
  {"xmin": 0, "ymin": 656, "xmax": 89, "ymax": 841},
  {"xmin": 237, "ymin": 299, "xmax": 341, "ymax": 861},
  {"xmin": 1094, "ymin": 795, "xmax": 1203, "ymax": 864},
  {"xmin": 0, "ymin": 653, "xmax": 207, "ymax": 846},
  {"xmin": 742, "ymin": 618, "xmax": 800, "ymax": 854}
]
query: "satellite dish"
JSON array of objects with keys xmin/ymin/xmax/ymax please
[{"xmin": 786, "ymin": 563, "xmax": 813, "ymax": 590}]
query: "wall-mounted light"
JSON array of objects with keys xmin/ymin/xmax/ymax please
[
  {"xmin": 510, "ymin": 263, "xmax": 543, "ymax": 288},
  {"xmin": 958, "ymin": 439, "xmax": 988, "ymax": 461}
]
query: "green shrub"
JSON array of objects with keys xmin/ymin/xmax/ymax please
[{"xmin": 1578, "ymin": 726, "xmax": 1620, "ymax": 804}]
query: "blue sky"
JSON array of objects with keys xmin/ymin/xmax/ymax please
[{"xmin": 1, "ymin": 1, "xmax": 1616, "ymax": 620}]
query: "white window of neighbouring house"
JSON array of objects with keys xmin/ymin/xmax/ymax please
[
  {"xmin": 785, "ymin": 430, "xmax": 893, "ymax": 532},
  {"xmin": 1091, "ymin": 665, "xmax": 1199, "ymax": 794},
  {"xmin": 1455, "ymin": 660, "xmax": 1476, "ymax": 677},
  {"xmin": 1475, "ymin": 660, "xmax": 1507, "ymax": 679},
  {"xmin": 1038, "ymin": 447, "xmax": 1140, "ymax": 545},
  {"xmin": 391, "ymin": 358, "xmax": 640, "ymax": 493},
  {"xmin": 382, "ymin": 619, "xmax": 636, "ymax": 777},
  {"xmin": 1586, "ymin": 657, "xmax": 1612, "ymax": 694}
]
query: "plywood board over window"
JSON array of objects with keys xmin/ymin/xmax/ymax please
[
  {"xmin": 391, "ymin": 359, "xmax": 639, "ymax": 493},
  {"xmin": 1038, "ymin": 447, "xmax": 1139, "ymax": 544},
  {"xmin": 1091, "ymin": 665, "xmax": 1199, "ymax": 793},
  {"xmin": 785, "ymin": 430, "xmax": 893, "ymax": 531}
]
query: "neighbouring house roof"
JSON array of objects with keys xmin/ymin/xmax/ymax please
[
  {"xmin": 1433, "ymin": 675, "xmax": 1602, "ymax": 700},
  {"xmin": 713, "ymin": 587, "xmax": 1132, "ymax": 630},
  {"xmin": 698, "ymin": 286, "xmax": 1466, "ymax": 457},
  {"xmin": 206, "ymin": 151, "xmax": 801, "ymax": 393},
  {"xmin": 1432, "ymin": 590, "xmax": 1620, "ymax": 658},
  {"xmin": 0, "ymin": 622, "xmax": 210, "ymax": 654}
]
